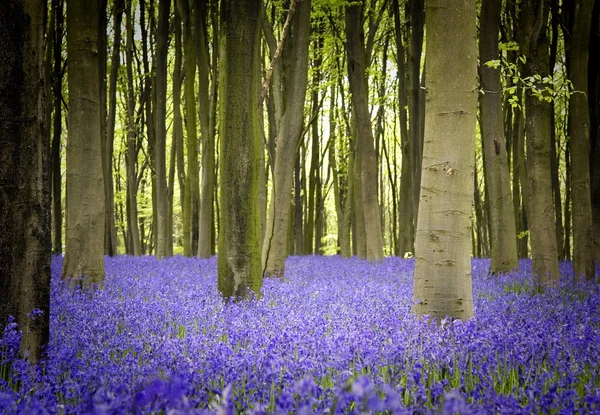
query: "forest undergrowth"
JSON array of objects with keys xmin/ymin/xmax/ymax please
[{"xmin": 1, "ymin": 256, "xmax": 600, "ymax": 414}]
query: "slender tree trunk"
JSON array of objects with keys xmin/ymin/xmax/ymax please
[
  {"xmin": 413, "ymin": 0, "xmax": 477, "ymax": 321},
  {"xmin": 63, "ymin": 0, "xmax": 106, "ymax": 286},
  {"xmin": 479, "ymin": 0, "xmax": 518, "ymax": 273},
  {"xmin": 173, "ymin": 7, "xmax": 185, "ymax": 252},
  {"xmin": 261, "ymin": 0, "xmax": 312, "ymax": 277},
  {"xmin": 520, "ymin": 0, "xmax": 559, "ymax": 286},
  {"xmin": 154, "ymin": 0, "xmax": 170, "ymax": 259},
  {"xmin": 178, "ymin": 0, "xmax": 199, "ymax": 257},
  {"xmin": 104, "ymin": 0, "xmax": 124, "ymax": 257},
  {"xmin": 196, "ymin": 0, "xmax": 216, "ymax": 258},
  {"xmin": 51, "ymin": 0, "xmax": 64, "ymax": 254},
  {"xmin": 125, "ymin": 0, "xmax": 141, "ymax": 256},
  {"xmin": 408, "ymin": 0, "xmax": 425, "ymax": 230},
  {"xmin": 218, "ymin": 0, "xmax": 263, "ymax": 298},
  {"xmin": 0, "ymin": 0, "xmax": 50, "ymax": 362},
  {"xmin": 568, "ymin": 0, "xmax": 595, "ymax": 280},
  {"xmin": 345, "ymin": 1, "xmax": 384, "ymax": 261},
  {"xmin": 564, "ymin": 144, "xmax": 572, "ymax": 260},
  {"xmin": 294, "ymin": 155, "xmax": 304, "ymax": 255}
]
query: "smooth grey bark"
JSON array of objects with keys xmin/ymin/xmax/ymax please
[
  {"xmin": 261, "ymin": 0, "xmax": 312, "ymax": 277},
  {"xmin": 105, "ymin": 0, "xmax": 124, "ymax": 256},
  {"xmin": 196, "ymin": 0, "xmax": 216, "ymax": 258},
  {"xmin": 51, "ymin": 0, "xmax": 64, "ymax": 254},
  {"xmin": 0, "ymin": 0, "xmax": 50, "ymax": 363},
  {"xmin": 63, "ymin": 0, "xmax": 106, "ymax": 286},
  {"xmin": 125, "ymin": 0, "xmax": 141, "ymax": 256},
  {"xmin": 345, "ymin": 0, "xmax": 384, "ymax": 261},
  {"xmin": 218, "ymin": 0, "xmax": 263, "ymax": 298},
  {"xmin": 567, "ymin": 0, "xmax": 595, "ymax": 280},
  {"xmin": 520, "ymin": 0, "xmax": 560, "ymax": 286},
  {"xmin": 413, "ymin": 0, "xmax": 477, "ymax": 321},
  {"xmin": 479, "ymin": 0, "xmax": 519, "ymax": 273},
  {"xmin": 155, "ymin": 0, "xmax": 171, "ymax": 259}
]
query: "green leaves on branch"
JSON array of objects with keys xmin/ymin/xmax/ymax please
[{"xmin": 482, "ymin": 43, "xmax": 575, "ymax": 108}]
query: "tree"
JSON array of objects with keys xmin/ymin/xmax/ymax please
[
  {"xmin": 104, "ymin": 0, "xmax": 124, "ymax": 257},
  {"xmin": 155, "ymin": 0, "xmax": 171, "ymax": 259},
  {"xmin": 520, "ymin": 0, "xmax": 559, "ymax": 286},
  {"xmin": 177, "ymin": 0, "xmax": 200, "ymax": 257},
  {"xmin": 413, "ymin": 0, "xmax": 477, "ymax": 321},
  {"xmin": 218, "ymin": 0, "xmax": 263, "ymax": 298},
  {"xmin": 479, "ymin": 0, "xmax": 519, "ymax": 273},
  {"xmin": 345, "ymin": 0, "xmax": 384, "ymax": 261},
  {"xmin": 567, "ymin": 0, "xmax": 595, "ymax": 280},
  {"xmin": 261, "ymin": 0, "xmax": 312, "ymax": 277},
  {"xmin": 0, "ymin": 0, "xmax": 50, "ymax": 363},
  {"xmin": 63, "ymin": 0, "xmax": 106, "ymax": 286}
]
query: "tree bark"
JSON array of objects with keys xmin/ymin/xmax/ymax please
[
  {"xmin": 261, "ymin": 0, "xmax": 312, "ymax": 277},
  {"xmin": 218, "ymin": 0, "xmax": 263, "ymax": 298},
  {"xmin": 51, "ymin": 0, "xmax": 64, "ymax": 254},
  {"xmin": 196, "ymin": 0, "xmax": 216, "ymax": 258},
  {"xmin": 105, "ymin": 0, "xmax": 124, "ymax": 257},
  {"xmin": 413, "ymin": 0, "xmax": 477, "ymax": 321},
  {"xmin": 567, "ymin": 0, "xmax": 595, "ymax": 280},
  {"xmin": 345, "ymin": 1, "xmax": 384, "ymax": 261},
  {"xmin": 479, "ymin": 0, "xmax": 518, "ymax": 273},
  {"xmin": 178, "ymin": 0, "xmax": 199, "ymax": 257},
  {"xmin": 125, "ymin": 0, "xmax": 141, "ymax": 256},
  {"xmin": 590, "ymin": 0, "xmax": 600, "ymax": 264},
  {"xmin": 520, "ymin": 0, "xmax": 560, "ymax": 286},
  {"xmin": 63, "ymin": 0, "xmax": 106, "ymax": 286},
  {"xmin": 0, "ymin": 0, "xmax": 50, "ymax": 363},
  {"xmin": 155, "ymin": 0, "xmax": 171, "ymax": 259}
]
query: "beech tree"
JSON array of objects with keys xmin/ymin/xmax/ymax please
[
  {"xmin": 63, "ymin": 0, "xmax": 106, "ymax": 286},
  {"xmin": 479, "ymin": 0, "xmax": 518, "ymax": 273},
  {"xmin": 0, "ymin": 0, "xmax": 50, "ymax": 362},
  {"xmin": 218, "ymin": 0, "xmax": 263, "ymax": 298},
  {"xmin": 413, "ymin": 0, "xmax": 477, "ymax": 321},
  {"xmin": 520, "ymin": 0, "xmax": 559, "ymax": 286}
]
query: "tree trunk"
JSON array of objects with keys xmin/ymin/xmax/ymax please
[
  {"xmin": 173, "ymin": 6, "xmax": 185, "ymax": 252},
  {"xmin": 154, "ymin": 0, "xmax": 170, "ymax": 259},
  {"xmin": 521, "ymin": 0, "xmax": 560, "ymax": 286},
  {"xmin": 196, "ymin": 0, "xmax": 216, "ymax": 259},
  {"xmin": 294, "ymin": 155, "xmax": 304, "ymax": 255},
  {"xmin": 51, "ymin": 0, "xmax": 64, "ymax": 254},
  {"xmin": 261, "ymin": 0, "xmax": 312, "ymax": 277},
  {"xmin": 0, "ymin": 0, "xmax": 50, "ymax": 363},
  {"xmin": 105, "ymin": 0, "xmax": 124, "ymax": 257},
  {"xmin": 178, "ymin": 0, "xmax": 199, "ymax": 257},
  {"xmin": 413, "ymin": 0, "xmax": 477, "ymax": 321},
  {"xmin": 218, "ymin": 0, "xmax": 263, "ymax": 298},
  {"xmin": 63, "ymin": 0, "xmax": 106, "ymax": 286},
  {"xmin": 479, "ymin": 0, "xmax": 518, "ymax": 273},
  {"xmin": 345, "ymin": 1, "xmax": 384, "ymax": 261},
  {"xmin": 564, "ymin": 144, "xmax": 572, "ymax": 260},
  {"xmin": 568, "ymin": 0, "xmax": 595, "ymax": 280},
  {"xmin": 590, "ymin": 0, "xmax": 600, "ymax": 264},
  {"xmin": 125, "ymin": 0, "xmax": 141, "ymax": 256}
]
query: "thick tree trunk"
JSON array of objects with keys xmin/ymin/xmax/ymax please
[
  {"xmin": 105, "ymin": 0, "xmax": 124, "ymax": 257},
  {"xmin": 261, "ymin": 0, "xmax": 312, "ymax": 277},
  {"xmin": 479, "ymin": 0, "xmax": 518, "ymax": 273},
  {"xmin": 521, "ymin": 0, "xmax": 560, "ymax": 286},
  {"xmin": 0, "ymin": 0, "xmax": 50, "ymax": 363},
  {"xmin": 413, "ymin": 0, "xmax": 477, "ymax": 321},
  {"xmin": 345, "ymin": 1, "xmax": 384, "ymax": 261},
  {"xmin": 64, "ymin": 0, "xmax": 106, "ymax": 286},
  {"xmin": 568, "ymin": 0, "xmax": 595, "ymax": 280},
  {"xmin": 218, "ymin": 0, "xmax": 263, "ymax": 298},
  {"xmin": 155, "ymin": 0, "xmax": 171, "ymax": 259},
  {"xmin": 590, "ymin": 0, "xmax": 600, "ymax": 263}
]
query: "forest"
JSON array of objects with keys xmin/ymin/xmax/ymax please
[{"xmin": 1, "ymin": 0, "xmax": 600, "ymax": 413}]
